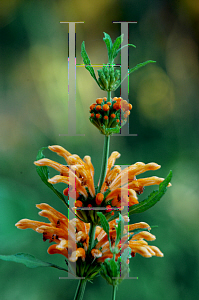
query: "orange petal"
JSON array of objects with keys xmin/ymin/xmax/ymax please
[
  {"xmin": 36, "ymin": 225, "xmax": 68, "ymax": 240},
  {"xmin": 150, "ymin": 246, "xmax": 164, "ymax": 257},
  {"xmin": 36, "ymin": 203, "xmax": 68, "ymax": 223},
  {"xmin": 126, "ymin": 222, "xmax": 151, "ymax": 231},
  {"xmin": 97, "ymin": 253, "xmax": 113, "ymax": 262},
  {"xmin": 128, "ymin": 162, "xmax": 161, "ymax": 180},
  {"xmin": 100, "ymin": 151, "xmax": 120, "ymax": 192},
  {"xmin": 106, "ymin": 165, "xmax": 121, "ymax": 185},
  {"xmin": 71, "ymin": 165, "xmax": 95, "ymax": 197},
  {"xmin": 69, "ymin": 248, "xmax": 86, "ymax": 262},
  {"xmin": 37, "ymin": 205, "xmax": 68, "ymax": 232},
  {"xmin": 91, "ymin": 249, "xmax": 102, "ymax": 258},
  {"xmin": 48, "ymin": 145, "xmax": 72, "ymax": 164},
  {"xmin": 48, "ymin": 175, "xmax": 69, "ymax": 185},
  {"xmin": 67, "ymin": 154, "xmax": 85, "ymax": 166},
  {"xmin": 109, "ymin": 162, "xmax": 161, "ymax": 190},
  {"xmin": 48, "ymin": 244, "xmax": 68, "ymax": 258},
  {"xmin": 127, "ymin": 176, "xmax": 171, "ymax": 191},
  {"xmin": 83, "ymin": 155, "xmax": 94, "ymax": 178},
  {"xmin": 34, "ymin": 158, "xmax": 69, "ymax": 176},
  {"xmin": 48, "ymin": 175, "xmax": 88, "ymax": 198},
  {"xmin": 131, "ymin": 231, "xmax": 156, "ymax": 241},
  {"xmin": 15, "ymin": 219, "xmax": 51, "ymax": 230}
]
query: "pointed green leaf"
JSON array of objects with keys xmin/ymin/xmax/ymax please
[
  {"xmin": 100, "ymin": 263, "xmax": 112, "ymax": 284},
  {"xmin": 129, "ymin": 170, "xmax": 172, "ymax": 215},
  {"xmin": 114, "ymin": 60, "xmax": 156, "ymax": 91},
  {"xmin": 0, "ymin": 253, "xmax": 68, "ymax": 272},
  {"xmin": 35, "ymin": 147, "xmax": 69, "ymax": 208},
  {"xmin": 129, "ymin": 60, "xmax": 156, "ymax": 74},
  {"xmin": 115, "ymin": 43, "xmax": 136, "ymax": 59},
  {"xmin": 118, "ymin": 44, "xmax": 136, "ymax": 52},
  {"xmin": 81, "ymin": 41, "xmax": 101, "ymax": 88},
  {"xmin": 111, "ymin": 34, "xmax": 124, "ymax": 61},
  {"xmin": 107, "ymin": 171, "xmax": 172, "ymax": 221},
  {"xmin": 103, "ymin": 32, "xmax": 113, "ymax": 62},
  {"xmin": 109, "ymin": 259, "xmax": 118, "ymax": 277},
  {"xmin": 97, "ymin": 212, "xmax": 111, "ymax": 245}
]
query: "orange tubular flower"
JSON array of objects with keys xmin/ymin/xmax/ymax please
[
  {"xmin": 34, "ymin": 145, "xmax": 95, "ymax": 200},
  {"xmin": 95, "ymin": 219, "xmax": 163, "ymax": 262},
  {"xmin": 34, "ymin": 145, "xmax": 171, "ymax": 219},
  {"xmin": 15, "ymin": 203, "xmax": 89, "ymax": 262},
  {"xmin": 15, "ymin": 203, "xmax": 163, "ymax": 282},
  {"xmin": 100, "ymin": 152, "xmax": 171, "ymax": 209}
]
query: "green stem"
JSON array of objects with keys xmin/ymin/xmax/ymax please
[
  {"xmin": 74, "ymin": 279, "xmax": 87, "ymax": 300},
  {"xmin": 89, "ymin": 222, "xmax": 97, "ymax": 250},
  {"xmin": 97, "ymin": 91, "xmax": 111, "ymax": 192},
  {"xmin": 107, "ymin": 90, "xmax": 111, "ymax": 102},
  {"xmin": 98, "ymin": 134, "xmax": 110, "ymax": 193},
  {"xmin": 112, "ymin": 285, "xmax": 117, "ymax": 300}
]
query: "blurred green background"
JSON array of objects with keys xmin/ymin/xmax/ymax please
[{"xmin": 0, "ymin": 0, "xmax": 199, "ymax": 299}]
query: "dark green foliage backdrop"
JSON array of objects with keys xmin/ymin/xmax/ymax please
[{"xmin": 0, "ymin": 0, "xmax": 198, "ymax": 299}]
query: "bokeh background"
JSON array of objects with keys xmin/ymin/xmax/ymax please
[{"xmin": 0, "ymin": 0, "xmax": 199, "ymax": 299}]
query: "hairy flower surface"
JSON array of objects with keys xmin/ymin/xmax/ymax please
[
  {"xmin": 34, "ymin": 145, "xmax": 170, "ymax": 223},
  {"xmin": 15, "ymin": 204, "xmax": 163, "ymax": 264}
]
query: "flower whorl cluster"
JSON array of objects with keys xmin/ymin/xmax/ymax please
[
  {"xmin": 15, "ymin": 203, "xmax": 163, "ymax": 280},
  {"xmin": 89, "ymin": 97, "xmax": 132, "ymax": 135},
  {"xmin": 34, "ymin": 145, "xmax": 171, "ymax": 225}
]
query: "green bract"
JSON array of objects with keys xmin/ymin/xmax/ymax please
[{"xmin": 100, "ymin": 248, "xmax": 131, "ymax": 287}]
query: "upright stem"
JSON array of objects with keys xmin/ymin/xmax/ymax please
[
  {"xmin": 98, "ymin": 134, "xmax": 110, "ymax": 192},
  {"xmin": 97, "ymin": 91, "xmax": 111, "ymax": 193},
  {"xmin": 107, "ymin": 90, "xmax": 111, "ymax": 102},
  {"xmin": 112, "ymin": 285, "xmax": 117, "ymax": 300},
  {"xmin": 74, "ymin": 279, "xmax": 87, "ymax": 300}
]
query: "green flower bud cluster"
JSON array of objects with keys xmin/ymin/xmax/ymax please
[
  {"xmin": 97, "ymin": 65, "xmax": 121, "ymax": 91},
  {"xmin": 81, "ymin": 32, "xmax": 155, "ymax": 93},
  {"xmin": 100, "ymin": 253, "xmax": 131, "ymax": 286}
]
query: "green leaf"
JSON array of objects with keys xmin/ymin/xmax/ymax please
[
  {"xmin": 129, "ymin": 170, "xmax": 172, "ymax": 215},
  {"xmin": 115, "ymin": 214, "xmax": 125, "ymax": 246},
  {"xmin": 35, "ymin": 147, "xmax": 69, "ymax": 208},
  {"xmin": 114, "ymin": 60, "xmax": 156, "ymax": 91},
  {"xmin": 81, "ymin": 41, "xmax": 101, "ymax": 88},
  {"xmin": 115, "ymin": 43, "xmax": 136, "ymax": 60},
  {"xmin": 107, "ymin": 171, "xmax": 172, "ymax": 222},
  {"xmin": 111, "ymin": 34, "xmax": 124, "ymax": 61},
  {"xmin": 118, "ymin": 43, "xmax": 136, "ymax": 52},
  {"xmin": 97, "ymin": 212, "xmax": 111, "ymax": 245},
  {"xmin": 109, "ymin": 259, "xmax": 118, "ymax": 278},
  {"xmin": 0, "ymin": 253, "xmax": 68, "ymax": 272},
  {"xmin": 128, "ymin": 60, "xmax": 156, "ymax": 74},
  {"xmin": 103, "ymin": 32, "xmax": 113, "ymax": 62},
  {"xmin": 100, "ymin": 263, "xmax": 112, "ymax": 285}
]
